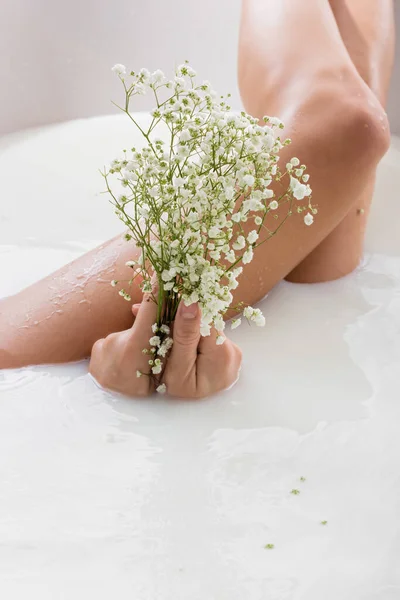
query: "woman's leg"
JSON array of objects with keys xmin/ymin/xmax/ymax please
[
  {"xmin": 285, "ymin": 0, "xmax": 395, "ymax": 283},
  {"xmin": 0, "ymin": 0, "xmax": 390, "ymax": 368},
  {"xmin": 0, "ymin": 235, "xmax": 143, "ymax": 367}
]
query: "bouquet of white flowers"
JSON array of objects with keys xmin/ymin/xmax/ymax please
[{"xmin": 103, "ymin": 62, "xmax": 315, "ymax": 389}]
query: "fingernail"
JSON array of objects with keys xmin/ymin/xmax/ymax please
[
  {"xmin": 132, "ymin": 303, "xmax": 141, "ymax": 309},
  {"xmin": 181, "ymin": 302, "xmax": 198, "ymax": 320}
]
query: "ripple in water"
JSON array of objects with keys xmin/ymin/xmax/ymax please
[{"xmin": 0, "ymin": 368, "xmax": 45, "ymax": 391}]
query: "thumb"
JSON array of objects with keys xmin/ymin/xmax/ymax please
[{"xmin": 167, "ymin": 301, "xmax": 201, "ymax": 374}]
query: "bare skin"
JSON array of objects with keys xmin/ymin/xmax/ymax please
[
  {"xmin": 0, "ymin": 0, "xmax": 394, "ymax": 378},
  {"xmin": 286, "ymin": 0, "xmax": 395, "ymax": 282},
  {"xmin": 90, "ymin": 293, "xmax": 242, "ymax": 399}
]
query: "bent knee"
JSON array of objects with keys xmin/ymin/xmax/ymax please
[{"xmin": 345, "ymin": 94, "xmax": 391, "ymax": 164}]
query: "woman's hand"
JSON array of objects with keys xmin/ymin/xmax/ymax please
[
  {"xmin": 89, "ymin": 289, "xmax": 160, "ymax": 397},
  {"xmin": 89, "ymin": 295, "xmax": 242, "ymax": 399},
  {"xmin": 157, "ymin": 300, "xmax": 242, "ymax": 399}
]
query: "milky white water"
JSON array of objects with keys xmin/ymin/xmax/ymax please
[{"xmin": 0, "ymin": 115, "xmax": 399, "ymax": 599}]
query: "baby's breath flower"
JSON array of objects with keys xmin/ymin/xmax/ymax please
[
  {"xmin": 156, "ymin": 383, "xmax": 167, "ymax": 394},
  {"xmin": 157, "ymin": 337, "xmax": 173, "ymax": 357},
  {"xmin": 118, "ymin": 289, "xmax": 131, "ymax": 301},
  {"xmin": 112, "ymin": 63, "xmax": 126, "ymax": 75},
  {"xmin": 232, "ymin": 235, "xmax": 246, "ymax": 251},
  {"xmin": 231, "ymin": 318, "xmax": 241, "ymax": 330},
  {"xmin": 304, "ymin": 213, "xmax": 314, "ymax": 226},
  {"xmin": 136, "ymin": 370, "xmax": 142, "ymax": 378},
  {"xmin": 152, "ymin": 359, "xmax": 163, "ymax": 374},
  {"xmin": 242, "ymin": 247, "xmax": 254, "ymax": 264},
  {"xmin": 105, "ymin": 62, "xmax": 315, "ymax": 389},
  {"xmin": 216, "ymin": 335, "xmax": 226, "ymax": 345},
  {"xmin": 247, "ymin": 230, "xmax": 259, "ymax": 244},
  {"xmin": 243, "ymin": 174, "xmax": 255, "ymax": 187},
  {"xmin": 111, "ymin": 279, "xmax": 118, "ymax": 287}
]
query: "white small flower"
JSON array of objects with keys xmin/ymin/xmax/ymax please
[
  {"xmin": 136, "ymin": 370, "xmax": 142, "ymax": 378},
  {"xmin": 150, "ymin": 69, "xmax": 166, "ymax": 85},
  {"xmin": 152, "ymin": 359, "xmax": 163, "ymax": 375},
  {"xmin": 200, "ymin": 322, "xmax": 211, "ymax": 336},
  {"xmin": 160, "ymin": 324, "xmax": 170, "ymax": 335},
  {"xmin": 139, "ymin": 67, "xmax": 150, "ymax": 81},
  {"xmin": 254, "ymin": 216, "xmax": 263, "ymax": 226},
  {"xmin": 242, "ymin": 247, "xmax": 254, "ymax": 264},
  {"xmin": 151, "ymin": 323, "xmax": 158, "ymax": 333},
  {"xmin": 149, "ymin": 335, "xmax": 161, "ymax": 347},
  {"xmin": 216, "ymin": 335, "xmax": 226, "ymax": 345},
  {"xmin": 225, "ymin": 250, "xmax": 236, "ymax": 263},
  {"xmin": 269, "ymin": 117, "xmax": 283, "ymax": 128},
  {"xmin": 214, "ymin": 315, "xmax": 225, "ymax": 331},
  {"xmin": 269, "ymin": 200, "xmax": 279, "ymax": 210},
  {"xmin": 125, "ymin": 260, "xmax": 136, "ymax": 268},
  {"xmin": 209, "ymin": 226, "xmax": 222, "ymax": 238},
  {"xmin": 231, "ymin": 213, "xmax": 241, "ymax": 223},
  {"xmin": 304, "ymin": 213, "xmax": 314, "ymax": 226},
  {"xmin": 290, "ymin": 176, "xmax": 308, "ymax": 200},
  {"xmin": 157, "ymin": 337, "xmax": 173, "ymax": 357},
  {"xmin": 247, "ymin": 230, "xmax": 259, "ymax": 244},
  {"xmin": 243, "ymin": 306, "xmax": 253, "ymax": 319},
  {"xmin": 224, "ymin": 186, "xmax": 235, "ymax": 200},
  {"xmin": 233, "ymin": 235, "xmax": 246, "ymax": 251},
  {"xmin": 118, "ymin": 289, "xmax": 131, "ymax": 301},
  {"xmin": 112, "ymin": 63, "xmax": 126, "ymax": 75},
  {"xmin": 243, "ymin": 174, "xmax": 255, "ymax": 187},
  {"xmin": 161, "ymin": 269, "xmax": 174, "ymax": 282},
  {"xmin": 179, "ymin": 129, "xmax": 191, "ymax": 142},
  {"xmin": 156, "ymin": 383, "xmax": 167, "ymax": 394},
  {"xmin": 231, "ymin": 318, "xmax": 241, "ymax": 330},
  {"xmin": 111, "ymin": 280, "xmax": 118, "ymax": 287},
  {"xmin": 290, "ymin": 157, "xmax": 300, "ymax": 166},
  {"xmin": 252, "ymin": 308, "xmax": 265, "ymax": 327},
  {"xmin": 135, "ymin": 83, "xmax": 146, "ymax": 95}
]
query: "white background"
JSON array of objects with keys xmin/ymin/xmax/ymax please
[{"xmin": 0, "ymin": 0, "xmax": 399, "ymax": 136}]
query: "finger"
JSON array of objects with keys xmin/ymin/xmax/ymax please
[
  {"xmin": 198, "ymin": 325, "xmax": 226, "ymax": 355},
  {"xmin": 129, "ymin": 276, "xmax": 159, "ymax": 347},
  {"xmin": 167, "ymin": 301, "xmax": 201, "ymax": 376},
  {"xmin": 132, "ymin": 303, "xmax": 141, "ymax": 317}
]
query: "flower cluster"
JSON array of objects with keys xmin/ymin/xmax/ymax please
[{"xmin": 104, "ymin": 62, "xmax": 315, "ymax": 388}]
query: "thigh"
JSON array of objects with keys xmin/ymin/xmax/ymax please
[
  {"xmin": 329, "ymin": 0, "xmax": 395, "ymax": 104},
  {"xmin": 286, "ymin": 0, "xmax": 395, "ymax": 284}
]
